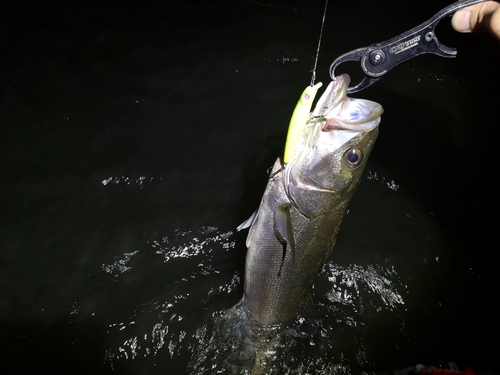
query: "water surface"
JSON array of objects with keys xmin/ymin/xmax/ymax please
[{"xmin": 1, "ymin": 0, "xmax": 499, "ymax": 374}]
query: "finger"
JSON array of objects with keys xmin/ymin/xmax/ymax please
[{"xmin": 452, "ymin": 1, "xmax": 500, "ymax": 39}]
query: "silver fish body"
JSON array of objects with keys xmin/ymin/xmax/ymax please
[{"xmin": 239, "ymin": 74, "xmax": 383, "ymax": 326}]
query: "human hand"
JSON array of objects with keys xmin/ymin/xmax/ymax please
[{"xmin": 451, "ymin": 1, "xmax": 500, "ymax": 40}]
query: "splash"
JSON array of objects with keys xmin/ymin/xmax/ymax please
[
  {"xmin": 324, "ymin": 263, "xmax": 405, "ymax": 312},
  {"xmin": 102, "ymin": 250, "xmax": 139, "ymax": 274},
  {"xmin": 100, "ymin": 175, "xmax": 157, "ymax": 189},
  {"xmin": 366, "ymin": 170, "xmax": 400, "ymax": 191},
  {"xmin": 102, "ymin": 226, "xmax": 239, "ymax": 370},
  {"xmin": 100, "ymin": 226, "xmax": 407, "ymax": 374}
]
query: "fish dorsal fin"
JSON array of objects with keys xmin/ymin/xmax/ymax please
[
  {"xmin": 274, "ymin": 203, "xmax": 296, "ymax": 276},
  {"xmin": 236, "ymin": 209, "xmax": 258, "ymax": 231},
  {"xmin": 237, "ymin": 208, "xmax": 261, "ymax": 249}
]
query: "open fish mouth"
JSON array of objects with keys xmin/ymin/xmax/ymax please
[
  {"xmin": 313, "ymin": 74, "xmax": 383, "ymax": 124},
  {"xmin": 310, "ymin": 74, "xmax": 383, "ymax": 147}
]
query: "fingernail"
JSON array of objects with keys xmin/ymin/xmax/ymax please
[{"xmin": 452, "ymin": 10, "xmax": 472, "ymax": 33}]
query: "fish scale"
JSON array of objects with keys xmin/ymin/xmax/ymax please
[{"xmin": 243, "ymin": 159, "xmax": 356, "ymax": 325}]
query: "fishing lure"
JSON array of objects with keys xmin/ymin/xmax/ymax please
[{"xmin": 283, "ymin": 82, "xmax": 322, "ymax": 163}]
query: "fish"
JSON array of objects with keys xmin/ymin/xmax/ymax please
[{"xmin": 237, "ymin": 73, "xmax": 383, "ymax": 326}]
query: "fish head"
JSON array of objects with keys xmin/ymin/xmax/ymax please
[{"xmin": 284, "ymin": 74, "xmax": 383, "ymax": 220}]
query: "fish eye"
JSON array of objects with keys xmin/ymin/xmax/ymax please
[{"xmin": 343, "ymin": 149, "xmax": 363, "ymax": 168}]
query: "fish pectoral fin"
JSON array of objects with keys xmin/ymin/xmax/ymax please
[
  {"xmin": 237, "ymin": 209, "xmax": 258, "ymax": 231},
  {"xmin": 274, "ymin": 203, "xmax": 296, "ymax": 276}
]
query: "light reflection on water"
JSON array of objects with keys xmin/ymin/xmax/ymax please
[
  {"xmin": 152, "ymin": 226, "xmax": 235, "ymax": 263},
  {"xmin": 103, "ymin": 226, "xmax": 239, "ymax": 370},
  {"xmin": 321, "ymin": 262, "xmax": 406, "ymax": 330},
  {"xmin": 100, "ymin": 175, "xmax": 158, "ymax": 188},
  {"xmin": 324, "ymin": 263, "xmax": 405, "ymax": 311},
  {"xmin": 103, "ymin": 250, "xmax": 140, "ymax": 275}
]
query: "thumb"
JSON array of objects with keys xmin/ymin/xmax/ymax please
[{"xmin": 451, "ymin": 1, "xmax": 500, "ymax": 39}]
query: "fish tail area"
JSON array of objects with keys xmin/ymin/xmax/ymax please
[{"xmin": 250, "ymin": 335, "xmax": 283, "ymax": 375}]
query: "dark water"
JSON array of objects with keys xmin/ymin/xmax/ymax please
[{"xmin": 1, "ymin": 0, "xmax": 499, "ymax": 374}]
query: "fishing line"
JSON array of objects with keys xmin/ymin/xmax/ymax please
[{"xmin": 311, "ymin": 0, "xmax": 329, "ymax": 87}]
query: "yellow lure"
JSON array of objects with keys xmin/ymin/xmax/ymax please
[{"xmin": 283, "ymin": 82, "xmax": 322, "ymax": 163}]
